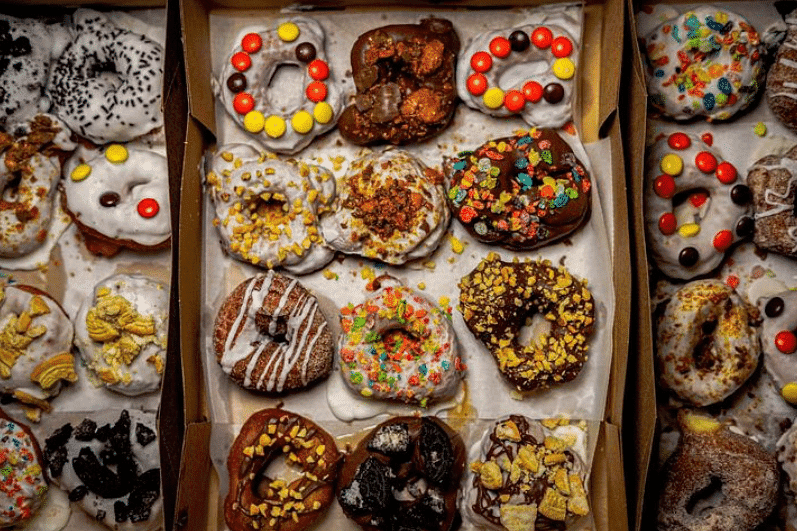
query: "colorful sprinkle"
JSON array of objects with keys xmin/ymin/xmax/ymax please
[
  {"xmin": 71, "ymin": 164, "xmax": 91, "ymax": 182},
  {"xmin": 313, "ymin": 102, "xmax": 334, "ymax": 124},
  {"xmin": 265, "ymin": 116, "xmax": 286, "ymax": 138},
  {"xmin": 105, "ymin": 144, "xmax": 128, "ymax": 163},
  {"xmin": 277, "ymin": 22, "xmax": 300, "ymax": 42},
  {"xmin": 241, "ymin": 33, "xmax": 262, "ymax": 53},
  {"xmin": 231, "ymin": 51, "xmax": 251, "ymax": 72},
  {"xmin": 306, "ymin": 81, "xmax": 327, "ymax": 103},
  {"xmin": 233, "ymin": 92, "xmax": 255, "ymax": 115},
  {"xmin": 552, "ymin": 58, "xmax": 575, "ymax": 80},
  {"xmin": 483, "ymin": 87, "xmax": 505, "ymax": 109},
  {"xmin": 667, "ymin": 132, "xmax": 691, "ymax": 150},
  {"xmin": 471, "ymin": 51, "xmax": 493, "ymax": 73},
  {"xmin": 754, "ymin": 122, "xmax": 767, "ymax": 137},
  {"xmin": 291, "ymin": 111, "xmax": 314, "ymax": 134},
  {"xmin": 307, "ymin": 59, "xmax": 329, "ymax": 81},
  {"xmin": 531, "ymin": 27, "xmax": 553, "ymax": 49},
  {"xmin": 243, "ymin": 111, "xmax": 265, "ymax": 133},
  {"xmin": 137, "ymin": 198, "xmax": 160, "ymax": 218}
]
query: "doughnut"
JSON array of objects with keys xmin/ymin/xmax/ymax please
[
  {"xmin": 62, "ymin": 144, "xmax": 170, "ymax": 257},
  {"xmin": 656, "ymin": 280, "xmax": 760, "ymax": 407},
  {"xmin": 0, "ymin": 15, "xmax": 69, "ymax": 128},
  {"xmin": 47, "ymin": 9, "xmax": 163, "ymax": 144},
  {"xmin": 43, "ymin": 409, "xmax": 162, "ymax": 531},
  {"xmin": 757, "ymin": 290, "xmax": 797, "ymax": 405},
  {"xmin": 214, "ymin": 272, "xmax": 334, "ymax": 394},
  {"xmin": 74, "ymin": 274, "xmax": 169, "ymax": 397},
  {"xmin": 337, "ymin": 415, "xmax": 464, "ymax": 531},
  {"xmin": 320, "ymin": 149, "xmax": 450, "ymax": 264},
  {"xmin": 337, "ymin": 18, "xmax": 460, "ymax": 146},
  {"xmin": 225, "ymin": 409, "xmax": 339, "ymax": 531},
  {"xmin": 777, "ymin": 423, "xmax": 797, "ymax": 496},
  {"xmin": 458, "ymin": 252, "xmax": 595, "ymax": 392},
  {"xmin": 204, "ymin": 143, "xmax": 335, "ymax": 275},
  {"xmin": 642, "ymin": 6, "xmax": 765, "ymax": 121},
  {"xmin": 337, "ymin": 283, "xmax": 463, "ymax": 406},
  {"xmin": 0, "ymin": 284, "xmax": 77, "ymax": 414},
  {"xmin": 766, "ymin": 9, "xmax": 797, "ymax": 133},
  {"xmin": 658, "ymin": 412, "xmax": 778, "ymax": 531},
  {"xmin": 447, "ymin": 128, "xmax": 591, "ymax": 250},
  {"xmin": 456, "ymin": 12, "xmax": 580, "ymax": 128},
  {"xmin": 0, "ymin": 114, "xmax": 76, "ymax": 258},
  {"xmin": 0, "ymin": 410, "xmax": 48, "ymax": 527},
  {"xmin": 645, "ymin": 132, "xmax": 753, "ymax": 279},
  {"xmin": 217, "ymin": 18, "xmax": 343, "ymax": 155},
  {"xmin": 464, "ymin": 416, "xmax": 590, "ymax": 531},
  {"xmin": 746, "ymin": 146, "xmax": 797, "ymax": 258}
]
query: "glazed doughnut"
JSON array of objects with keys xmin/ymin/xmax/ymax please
[
  {"xmin": 0, "ymin": 284, "xmax": 77, "ymax": 413},
  {"xmin": 457, "ymin": 12, "xmax": 580, "ymax": 128},
  {"xmin": 62, "ymin": 144, "xmax": 170, "ymax": 257},
  {"xmin": 204, "ymin": 143, "xmax": 335, "ymax": 275},
  {"xmin": 225, "ymin": 409, "xmax": 339, "ymax": 531},
  {"xmin": 447, "ymin": 128, "xmax": 591, "ymax": 250},
  {"xmin": 214, "ymin": 272, "xmax": 334, "ymax": 394},
  {"xmin": 338, "ymin": 18, "xmax": 460, "ymax": 146},
  {"xmin": 464, "ymin": 416, "xmax": 590, "ymax": 531},
  {"xmin": 642, "ymin": 6, "xmax": 765, "ymax": 121},
  {"xmin": 74, "ymin": 274, "xmax": 169, "ymax": 397},
  {"xmin": 656, "ymin": 280, "xmax": 760, "ymax": 407},
  {"xmin": 337, "ymin": 416, "xmax": 464, "ymax": 531},
  {"xmin": 0, "ymin": 411, "xmax": 48, "ymax": 527},
  {"xmin": 757, "ymin": 290, "xmax": 797, "ymax": 405},
  {"xmin": 777, "ymin": 423, "xmax": 797, "ymax": 496},
  {"xmin": 43, "ymin": 409, "xmax": 162, "ymax": 531},
  {"xmin": 337, "ymin": 283, "xmax": 463, "ymax": 406},
  {"xmin": 320, "ymin": 149, "xmax": 450, "ymax": 264},
  {"xmin": 0, "ymin": 114, "xmax": 76, "ymax": 258},
  {"xmin": 766, "ymin": 8, "xmax": 797, "ymax": 133},
  {"xmin": 48, "ymin": 9, "xmax": 163, "ymax": 144},
  {"xmin": 217, "ymin": 18, "xmax": 343, "ymax": 155},
  {"xmin": 746, "ymin": 146, "xmax": 797, "ymax": 258},
  {"xmin": 645, "ymin": 132, "xmax": 753, "ymax": 279},
  {"xmin": 658, "ymin": 412, "xmax": 778, "ymax": 531},
  {"xmin": 459, "ymin": 252, "xmax": 595, "ymax": 392}
]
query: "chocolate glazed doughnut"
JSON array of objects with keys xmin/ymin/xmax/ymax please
[
  {"xmin": 337, "ymin": 416, "xmax": 465, "ymax": 531},
  {"xmin": 338, "ymin": 18, "xmax": 460, "ymax": 145}
]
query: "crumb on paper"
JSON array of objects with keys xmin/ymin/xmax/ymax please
[
  {"xmin": 322, "ymin": 269, "xmax": 338, "ymax": 280},
  {"xmin": 438, "ymin": 295, "xmax": 450, "ymax": 308},
  {"xmin": 423, "ymin": 261, "xmax": 436, "ymax": 270},
  {"xmin": 417, "ymin": 282, "xmax": 426, "ymax": 290},
  {"xmin": 360, "ymin": 267, "xmax": 375, "ymax": 280},
  {"xmin": 510, "ymin": 390, "xmax": 523, "ymax": 401},
  {"xmin": 754, "ymin": 122, "xmax": 767, "ymax": 137},
  {"xmin": 447, "ymin": 257, "xmax": 456, "ymax": 264},
  {"xmin": 449, "ymin": 234, "xmax": 465, "ymax": 254},
  {"xmin": 328, "ymin": 155, "xmax": 345, "ymax": 172}
]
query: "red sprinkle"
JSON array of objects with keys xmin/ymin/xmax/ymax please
[
  {"xmin": 667, "ymin": 132, "xmax": 691, "ymax": 150},
  {"xmin": 523, "ymin": 81, "xmax": 543, "ymax": 103},
  {"xmin": 654, "ymin": 174, "xmax": 675, "ymax": 198},
  {"xmin": 241, "ymin": 33, "xmax": 262, "ymax": 53},
  {"xmin": 659, "ymin": 212, "xmax": 677, "ymax": 235},
  {"xmin": 712, "ymin": 230, "xmax": 733, "ymax": 251},
  {"xmin": 504, "ymin": 90, "xmax": 525, "ymax": 112},
  {"xmin": 137, "ymin": 198, "xmax": 159, "ymax": 218},
  {"xmin": 531, "ymin": 27, "xmax": 553, "ymax": 49},
  {"xmin": 233, "ymin": 92, "xmax": 254, "ymax": 114},
  {"xmin": 551, "ymin": 36, "xmax": 573, "ymax": 57},
  {"xmin": 701, "ymin": 132, "xmax": 713, "ymax": 146},
  {"xmin": 307, "ymin": 59, "xmax": 329, "ymax": 81},
  {"xmin": 689, "ymin": 192, "xmax": 708, "ymax": 208},
  {"xmin": 695, "ymin": 151, "xmax": 717, "ymax": 173},
  {"xmin": 306, "ymin": 81, "xmax": 327, "ymax": 102},
  {"xmin": 715, "ymin": 162, "xmax": 737, "ymax": 184},
  {"xmin": 471, "ymin": 51, "xmax": 493, "ymax": 72},
  {"xmin": 775, "ymin": 330, "xmax": 797, "ymax": 354},
  {"xmin": 489, "ymin": 36, "xmax": 511, "ymax": 58},
  {"xmin": 231, "ymin": 52, "xmax": 251, "ymax": 72},
  {"xmin": 726, "ymin": 275, "xmax": 740, "ymax": 289},
  {"xmin": 467, "ymin": 73, "xmax": 488, "ymax": 95}
]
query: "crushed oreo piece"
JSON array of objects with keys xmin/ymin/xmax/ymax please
[
  {"xmin": 96, "ymin": 510, "xmax": 106, "ymax": 521},
  {"xmin": 73, "ymin": 447, "xmax": 132, "ymax": 499},
  {"xmin": 100, "ymin": 447, "xmax": 118, "ymax": 466},
  {"xmin": 367, "ymin": 423, "xmax": 410, "ymax": 456},
  {"xmin": 68, "ymin": 485, "xmax": 88, "ymax": 502},
  {"xmin": 73, "ymin": 419, "xmax": 97, "ymax": 441},
  {"xmin": 45, "ymin": 423, "xmax": 72, "ymax": 450},
  {"xmin": 114, "ymin": 501, "xmax": 128, "ymax": 523},
  {"xmin": 44, "ymin": 445, "xmax": 67, "ymax": 478},
  {"xmin": 339, "ymin": 457, "xmax": 392, "ymax": 514},
  {"xmin": 127, "ymin": 469, "xmax": 161, "ymax": 523},
  {"xmin": 135, "ymin": 422, "xmax": 156, "ymax": 447},
  {"xmin": 95, "ymin": 423, "xmax": 112, "ymax": 442},
  {"xmin": 418, "ymin": 420, "xmax": 453, "ymax": 486},
  {"xmin": 421, "ymin": 488, "xmax": 445, "ymax": 515}
]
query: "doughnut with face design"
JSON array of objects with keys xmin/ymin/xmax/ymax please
[{"xmin": 758, "ymin": 290, "xmax": 797, "ymax": 405}]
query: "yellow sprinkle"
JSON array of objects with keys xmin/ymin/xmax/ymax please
[
  {"xmin": 291, "ymin": 110, "xmax": 314, "ymax": 134},
  {"xmin": 244, "ymin": 111, "xmax": 266, "ymax": 133},
  {"xmin": 70, "ymin": 164, "xmax": 91, "ymax": 182},
  {"xmin": 678, "ymin": 223, "xmax": 700, "ymax": 238},
  {"xmin": 552, "ymin": 58, "xmax": 575, "ymax": 80},
  {"xmin": 265, "ymin": 115, "xmax": 287, "ymax": 138},
  {"xmin": 782, "ymin": 382, "xmax": 797, "ymax": 405},
  {"xmin": 278, "ymin": 22, "xmax": 300, "ymax": 42},
  {"xmin": 417, "ymin": 282, "xmax": 426, "ymax": 290},
  {"xmin": 660, "ymin": 154, "xmax": 683, "ymax": 176},
  {"xmin": 449, "ymin": 235, "xmax": 465, "ymax": 254},
  {"xmin": 105, "ymin": 144, "xmax": 128, "ymax": 163},
  {"xmin": 313, "ymin": 102, "xmax": 334, "ymax": 124},
  {"xmin": 483, "ymin": 87, "xmax": 504, "ymax": 109}
]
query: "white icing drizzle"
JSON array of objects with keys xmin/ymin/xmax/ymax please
[
  {"xmin": 779, "ymin": 57, "xmax": 797, "ymax": 70},
  {"xmin": 754, "ymin": 158, "xmax": 797, "ymax": 252}
]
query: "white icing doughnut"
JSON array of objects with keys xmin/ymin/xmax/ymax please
[
  {"xmin": 320, "ymin": 149, "xmax": 450, "ymax": 264},
  {"xmin": 645, "ymin": 132, "xmax": 753, "ymax": 279},
  {"xmin": 62, "ymin": 144, "xmax": 171, "ymax": 254},
  {"xmin": 48, "ymin": 9, "xmax": 163, "ymax": 144},
  {"xmin": 757, "ymin": 290, "xmax": 797, "ymax": 406},
  {"xmin": 656, "ymin": 279, "xmax": 760, "ymax": 407},
  {"xmin": 216, "ymin": 18, "xmax": 343, "ymax": 154},
  {"xmin": 642, "ymin": 6, "xmax": 766, "ymax": 121},
  {"xmin": 778, "ymin": 423, "xmax": 797, "ymax": 496},
  {"xmin": 456, "ymin": 11, "xmax": 580, "ymax": 128},
  {"xmin": 0, "ymin": 416, "xmax": 48, "ymax": 527},
  {"xmin": 74, "ymin": 274, "xmax": 169, "ymax": 397},
  {"xmin": 204, "ymin": 143, "xmax": 335, "ymax": 275},
  {"xmin": 0, "ymin": 285, "xmax": 76, "ymax": 409}
]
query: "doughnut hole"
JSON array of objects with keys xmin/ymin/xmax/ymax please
[
  {"xmin": 497, "ymin": 62, "xmax": 550, "ymax": 93},
  {"xmin": 265, "ymin": 64, "xmax": 305, "ymax": 113},
  {"xmin": 685, "ymin": 476, "xmax": 725, "ymax": 517},
  {"xmin": 670, "ymin": 187, "xmax": 711, "ymax": 227},
  {"xmin": 380, "ymin": 327, "xmax": 423, "ymax": 360},
  {"xmin": 691, "ymin": 318, "xmax": 719, "ymax": 371},
  {"xmin": 87, "ymin": 58, "xmax": 121, "ymax": 87},
  {"xmin": 517, "ymin": 313, "xmax": 552, "ymax": 347},
  {"xmin": 250, "ymin": 448, "xmax": 304, "ymax": 498},
  {"xmin": 254, "ymin": 309, "xmax": 289, "ymax": 344},
  {"xmin": 246, "ymin": 195, "xmax": 289, "ymax": 226}
]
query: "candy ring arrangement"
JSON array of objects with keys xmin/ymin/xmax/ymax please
[
  {"xmin": 644, "ymin": 132, "xmax": 754, "ymax": 279},
  {"xmin": 218, "ymin": 19, "xmax": 343, "ymax": 154},
  {"xmin": 746, "ymin": 146, "xmax": 797, "ymax": 259},
  {"xmin": 457, "ymin": 17, "xmax": 579, "ymax": 128},
  {"xmin": 757, "ymin": 290, "xmax": 797, "ymax": 405},
  {"xmin": 641, "ymin": 6, "xmax": 766, "ymax": 122}
]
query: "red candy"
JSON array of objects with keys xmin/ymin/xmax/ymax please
[
  {"xmin": 715, "ymin": 162, "xmax": 737, "ymax": 184},
  {"xmin": 231, "ymin": 52, "xmax": 251, "ymax": 72},
  {"xmin": 775, "ymin": 330, "xmax": 797, "ymax": 354},
  {"xmin": 523, "ymin": 81, "xmax": 543, "ymax": 103},
  {"xmin": 667, "ymin": 132, "xmax": 691, "ymax": 150},
  {"xmin": 659, "ymin": 213, "xmax": 677, "ymax": 235},
  {"xmin": 467, "ymin": 73, "xmax": 488, "ymax": 95},
  {"xmin": 504, "ymin": 90, "xmax": 525, "ymax": 112},
  {"xmin": 689, "ymin": 192, "xmax": 708, "ymax": 208},
  {"xmin": 241, "ymin": 33, "xmax": 262, "ymax": 53},
  {"xmin": 307, "ymin": 59, "xmax": 329, "ymax": 81},
  {"xmin": 701, "ymin": 132, "xmax": 713, "ymax": 146},
  {"xmin": 551, "ymin": 36, "xmax": 573, "ymax": 58},
  {"xmin": 654, "ymin": 174, "xmax": 675, "ymax": 198},
  {"xmin": 137, "ymin": 198, "xmax": 159, "ymax": 218},
  {"xmin": 695, "ymin": 151, "xmax": 717, "ymax": 173},
  {"xmin": 306, "ymin": 81, "xmax": 327, "ymax": 102},
  {"xmin": 712, "ymin": 230, "xmax": 733, "ymax": 251},
  {"xmin": 233, "ymin": 92, "xmax": 254, "ymax": 114},
  {"xmin": 532, "ymin": 27, "xmax": 553, "ymax": 49},
  {"xmin": 471, "ymin": 51, "xmax": 492, "ymax": 72},
  {"xmin": 489, "ymin": 36, "xmax": 511, "ymax": 58}
]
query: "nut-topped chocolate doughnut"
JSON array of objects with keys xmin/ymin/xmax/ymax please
[
  {"xmin": 338, "ymin": 18, "xmax": 460, "ymax": 146},
  {"xmin": 459, "ymin": 252, "xmax": 595, "ymax": 392},
  {"xmin": 746, "ymin": 146, "xmax": 797, "ymax": 259},
  {"xmin": 447, "ymin": 128, "xmax": 591, "ymax": 250},
  {"xmin": 758, "ymin": 290, "xmax": 797, "ymax": 405}
]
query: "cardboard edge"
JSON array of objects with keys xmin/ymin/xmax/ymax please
[
  {"xmin": 591, "ymin": 421, "xmax": 628, "ymax": 531},
  {"xmin": 173, "ymin": 421, "xmax": 213, "ymax": 531},
  {"xmin": 181, "ymin": 0, "xmax": 217, "ymax": 134}
]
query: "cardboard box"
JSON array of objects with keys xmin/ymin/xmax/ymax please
[{"xmin": 174, "ymin": 0, "xmax": 632, "ymax": 529}]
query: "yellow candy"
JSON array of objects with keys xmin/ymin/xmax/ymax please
[
  {"xmin": 678, "ymin": 223, "xmax": 700, "ymax": 238},
  {"xmin": 265, "ymin": 115, "xmax": 287, "ymax": 138},
  {"xmin": 71, "ymin": 164, "xmax": 91, "ymax": 182},
  {"xmin": 782, "ymin": 383, "xmax": 797, "ymax": 405},
  {"xmin": 313, "ymin": 102, "xmax": 333, "ymax": 124},
  {"xmin": 660, "ymin": 154, "xmax": 683, "ymax": 176},
  {"xmin": 291, "ymin": 111, "xmax": 314, "ymax": 134},
  {"xmin": 278, "ymin": 22, "xmax": 300, "ymax": 42},
  {"xmin": 483, "ymin": 87, "xmax": 504, "ymax": 109},
  {"xmin": 105, "ymin": 144, "xmax": 128, "ymax": 163},
  {"xmin": 552, "ymin": 58, "xmax": 575, "ymax": 80},
  {"xmin": 244, "ymin": 111, "xmax": 265, "ymax": 133}
]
